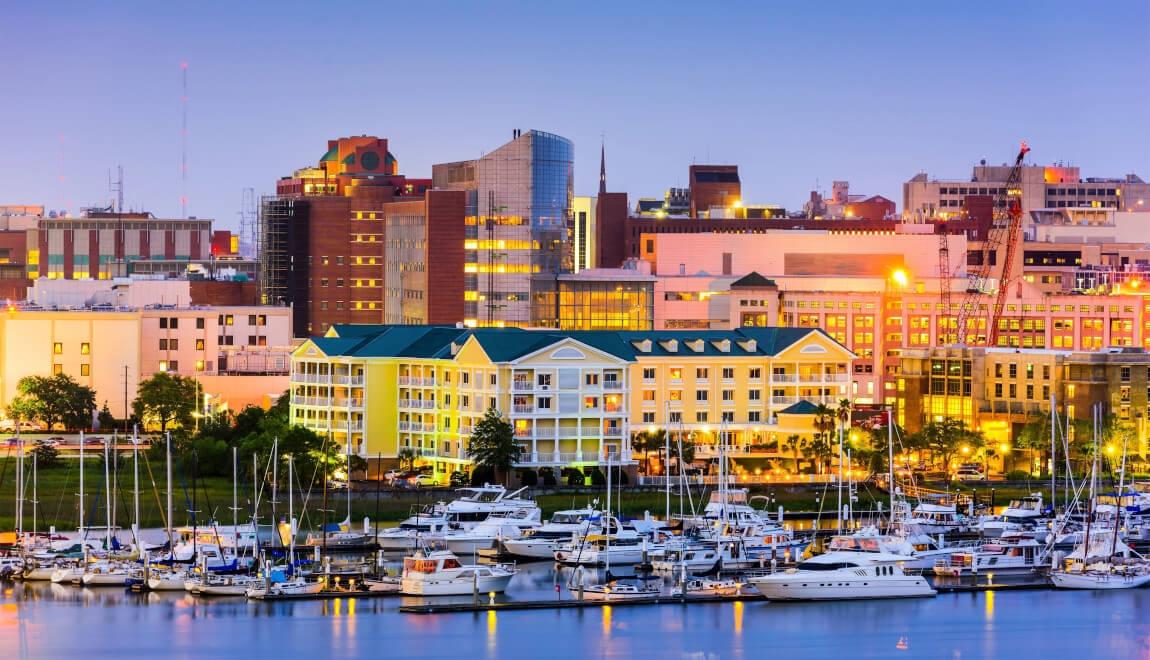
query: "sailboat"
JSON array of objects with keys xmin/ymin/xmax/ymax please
[
  {"xmin": 1052, "ymin": 408, "xmax": 1150, "ymax": 589},
  {"xmin": 577, "ymin": 450, "xmax": 659, "ymax": 601}
]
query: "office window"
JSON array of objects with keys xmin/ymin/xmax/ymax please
[
  {"xmin": 196, "ymin": 318, "xmax": 205, "ymax": 330},
  {"xmin": 80, "ymin": 364, "xmax": 90, "ymax": 377},
  {"xmin": 696, "ymin": 390, "xmax": 708, "ymax": 402},
  {"xmin": 80, "ymin": 342, "xmax": 90, "ymax": 355},
  {"xmin": 696, "ymin": 411, "xmax": 708, "ymax": 423},
  {"xmin": 53, "ymin": 342, "xmax": 62, "ymax": 355},
  {"xmin": 196, "ymin": 339, "xmax": 205, "ymax": 350},
  {"xmin": 53, "ymin": 363, "xmax": 62, "ymax": 375},
  {"xmin": 159, "ymin": 318, "xmax": 168, "ymax": 329},
  {"xmin": 642, "ymin": 412, "xmax": 656, "ymax": 424}
]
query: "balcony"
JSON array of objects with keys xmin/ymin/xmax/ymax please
[
  {"xmin": 291, "ymin": 395, "xmax": 332, "ymax": 407},
  {"xmin": 602, "ymin": 427, "xmax": 624, "ymax": 438},
  {"xmin": 512, "ymin": 404, "xmax": 534, "ymax": 414},
  {"xmin": 291, "ymin": 373, "xmax": 331, "ymax": 384},
  {"xmin": 333, "ymin": 398, "xmax": 363, "ymax": 409},
  {"xmin": 514, "ymin": 428, "xmax": 533, "ymax": 438},
  {"xmin": 770, "ymin": 396, "xmax": 799, "ymax": 406},
  {"xmin": 334, "ymin": 374, "xmax": 364, "ymax": 385},
  {"xmin": 512, "ymin": 381, "xmax": 534, "ymax": 391},
  {"xmin": 771, "ymin": 374, "xmax": 797, "ymax": 383},
  {"xmin": 334, "ymin": 420, "xmax": 364, "ymax": 432},
  {"xmin": 603, "ymin": 381, "xmax": 623, "ymax": 390},
  {"xmin": 399, "ymin": 376, "xmax": 438, "ymax": 387}
]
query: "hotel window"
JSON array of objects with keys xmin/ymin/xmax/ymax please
[
  {"xmin": 490, "ymin": 374, "xmax": 497, "ymax": 386},
  {"xmin": 461, "ymin": 395, "xmax": 470, "ymax": 408},
  {"xmin": 196, "ymin": 318, "xmax": 205, "ymax": 329},
  {"xmin": 696, "ymin": 368, "xmax": 709, "ymax": 381},
  {"xmin": 749, "ymin": 368, "xmax": 761, "ymax": 381},
  {"xmin": 196, "ymin": 339, "xmax": 205, "ymax": 350},
  {"xmin": 669, "ymin": 390, "xmax": 682, "ymax": 401},
  {"xmin": 248, "ymin": 315, "xmax": 257, "ymax": 325},
  {"xmin": 642, "ymin": 412, "xmax": 655, "ymax": 424},
  {"xmin": 994, "ymin": 383, "xmax": 1003, "ymax": 397},
  {"xmin": 642, "ymin": 390, "xmax": 656, "ymax": 402},
  {"xmin": 585, "ymin": 373, "xmax": 599, "ymax": 386},
  {"xmin": 159, "ymin": 339, "xmax": 168, "ymax": 350},
  {"xmin": 1008, "ymin": 364, "xmax": 1017, "ymax": 378},
  {"xmin": 196, "ymin": 360, "xmax": 205, "ymax": 372},
  {"xmin": 696, "ymin": 411, "xmax": 708, "ymax": 423},
  {"xmin": 489, "ymin": 397, "xmax": 496, "ymax": 410},
  {"xmin": 749, "ymin": 389, "xmax": 761, "ymax": 401},
  {"xmin": 669, "ymin": 368, "xmax": 683, "ymax": 381},
  {"xmin": 462, "ymin": 372, "xmax": 470, "ymax": 385},
  {"xmin": 722, "ymin": 390, "xmax": 734, "ymax": 401},
  {"xmin": 642, "ymin": 368, "xmax": 656, "ymax": 382},
  {"xmin": 584, "ymin": 397, "xmax": 599, "ymax": 409},
  {"xmin": 159, "ymin": 361, "xmax": 168, "ymax": 372},
  {"xmin": 53, "ymin": 342, "xmax": 62, "ymax": 354},
  {"xmin": 722, "ymin": 367, "xmax": 735, "ymax": 381},
  {"xmin": 537, "ymin": 397, "xmax": 551, "ymax": 410},
  {"xmin": 80, "ymin": 364, "xmax": 90, "ymax": 377},
  {"xmin": 159, "ymin": 318, "xmax": 168, "ymax": 329},
  {"xmin": 537, "ymin": 373, "xmax": 551, "ymax": 387},
  {"xmin": 748, "ymin": 411, "xmax": 761, "ymax": 423},
  {"xmin": 1121, "ymin": 367, "xmax": 1132, "ymax": 382},
  {"xmin": 721, "ymin": 411, "xmax": 734, "ymax": 422},
  {"xmin": 248, "ymin": 336, "xmax": 257, "ymax": 345},
  {"xmin": 169, "ymin": 339, "xmax": 178, "ymax": 350},
  {"xmin": 669, "ymin": 411, "xmax": 682, "ymax": 423},
  {"xmin": 80, "ymin": 342, "xmax": 90, "ymax": 355},
  {"xmin": 170, "ymin": 318, "xmax": 179, "ymax": 329},
  {"xmin": 1026, "ymin": 385, "xmax": 1034, "ymax": 400},
  {"xmin": 696, "ymin": 390, "xmax": 709, "ymax": 402},
  {"xmin": 53, "ymin": 363, "xmax": 62, "ymax": 375},
  {"xmin": 1009, "ymin": 384, "xmax": 1017, "ymax": 398}
]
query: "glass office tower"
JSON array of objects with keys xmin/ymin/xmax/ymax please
[{"xmin": 435, "ymin": 130, "xmax": 574, "ymax": 327}]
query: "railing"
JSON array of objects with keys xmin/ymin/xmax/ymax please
[
  {"xmin": 291, "ymin": 396, "xmax": 332, "ymax": 406},
  {"xmin": 638, "ymin": 474, "xmax": 840, "ymax": 487},
  {"xmin": 512, "ymin": 381, "xmax": 534, "ymax": 391},
  {"xmin": 334, "ymin": 374, "xmax": 364, "ymax": 385},
  {"xmin": 602, "ymin": 427, "xmax": 624, "ymax": 437},
  {"xmin": 770, "ymin": 396, "xmax": 799, "ymax": 406},
  {"xmin": 291, "ymin": 373, "xmax": 331, "ymax": 384},
  {"xmin": 603, "ymin": 381, "xmax": 623, "ymax": 390},
  {"xmin": 771, "ymin": 374, "xmax": 798, "ymax": 383},
  {"xmin": 334, "ymin": 399, "xmax": 363, "ymax": 409},
  {"xmin": 399, "ymin": 377, "xmax": 438, "ymax": 387},
  {"xmin": 514, "ymin": 428, "xmax": 533, "ymax": 438},
  {"xmin": 336, "ymin": 421, "xmax": 364, "ymax": 432},
  {"xmin": 512, "ymin": 405, "xmax": 534, "ymax": 414}
]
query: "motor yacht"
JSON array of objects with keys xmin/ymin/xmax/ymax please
[
  {"xmin": 399, "ymin": 548, "xmax": 516, "ymax": 596},
  {"xmin": 670, "ymin": 577, "xmax": 745, "ymax": 597},
  {"xmin": 579, "ymin": 578, "xmax": 660, "ymax": 601},
  {"xmin": 932, "ymin": 538, "xmax": 1044, "ymax": 577},
  {"xmin": 501, "ymin": 507, "xmax": 597, "ymax": 560},
  {"xmin": 377, "ymin": 504, "xmax": 450, "ymax": 552},
  {"xmin": 193, "ymin": 574, "xmax": 261, "ymax": 597},
  {"xmin": 554, "ymin": 529, "xmax": 654, "ymax": 567},
  {"xmin": 904, "ymin": 502, "xmax": 970, "ymax": 535},
  {"xmin": 443, "ymin": 515, "xmax": 540, "ymax": 557},
  {"xmin": 442, "ymin": 485, "xmax": 539, "ymax": 532},
  {"xmin": 748, "ymin": 552, "xmax": 935, "ymax": 600},
  {"xmin": 978, "ymin": 494, "xmax": 1047, "ymax": 538}
]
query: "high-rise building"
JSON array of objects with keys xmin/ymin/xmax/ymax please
[
  {"xmin": 433, "ymin": 129, "xmax": 574, "ymax": 327},
  {"xmin": 261, "ymin": 136, "xmax": 463, "ymax": 336}
]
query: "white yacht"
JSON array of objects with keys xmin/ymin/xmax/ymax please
[
  {"xmin": 748, "ymin": 551, "xmax": 935, "ymax": 601},
  {"xmin": 554, "ymin": 529, "xmax": 652, "ymax": 566},
  {"xmin": 80, "ymin": 561, "xmax": 131, "ymax": 586},
  {"xmin": 904, "ymin": 502, "xmax": 970, "ymax": 535},
  {"xmin": 399, "ymin": 548, "xmax": 516, "ymax": 596},
  {"xmin": 442, "ymin": 515, "xmax": 540, "ymax": 557},
  {"xmin": 377, "ymin": 505, "xmax": 451, "ymax": 552},
  {"xmin": 1051, "ymin": 529, "xmax": 1150, "ymax": 590},
  {"xmin": 443, "ymin": 485, "xmax": 539, "ymax": 532},
  {"xmin": 146, "ymin": 567, "xmax": 193, "ymax": 591},
  {"xmin": 932, "ymin": 538, "xmax": 1043, "ymax": 577},
  {"xmin": 671, "ymin": 577, "xmax": 745, "ymax": 597},
  {"xmin": 651, "ymin": 544, "xmax": 723, "ymax": 573},
  {"xmin": 502, "ymin": 507, "xmax": 597, "ymax": 560},
  {"xmin": 978, "ymin": 494, "xmax": 1047, "ymax": 539},
  {"xmin": 580, "ymin": 579, "xmax": 661, "ymax": 601},
  {"xmin": 192, "ymin": 574, "xmax": 261, "ymax": 597},
  {"xmin": 246, "ymin": 575, "xmax": 324, "ymax": 598}
]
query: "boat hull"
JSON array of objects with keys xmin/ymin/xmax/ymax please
[
  {"xmin": 147, "ymin": 575, "xmax": 188, "ymax": 591},
  {"xmin": 81, "ymin": 572, "xmax": 129, "ymax": 586},
  {"xmin": 1051, "ymin": 572, "xmax": 1150, "ymax": 590},
  {"xmin": 501, "ymin": 539, "xmax": 559, "ymax": 560},
  {"xmin": 401, "ymin": 573, "xmax": 513, "ymax": 596},
  {"xmin": 750, "ymin": 574, "xmax": 936, "ymax": 601}
]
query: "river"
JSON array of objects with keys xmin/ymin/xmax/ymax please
[{"xmin": 3, "ymin": 562, "xmax": 1150, "ymax": 659}]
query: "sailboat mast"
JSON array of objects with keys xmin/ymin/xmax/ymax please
[
  {"xmin": 347, "ymin": 398, "xmax": 353, "ymax": 524},
  {"xmin": 232, "ymin": 446, "xmax": 238, "ymax": 550},
  {"xmin": 132, "ymin": 427, "xmax": 140, "ymax": 548},
  {"xmin": 79, "ymin": 431, "xmax": 85, "ymax": 539},
  {"xmin": 15, "ymin": 428, "xmax": 22, "ymax": 540},
  {"xmin": 165, "ymin": 431, "xmax": 174, "ymax": 551},
  {"xmin": 887, "ymin": 407, "xmax": 895, "ymax": 517},
  {"xmin": 288, "ymin": 454, "xmax": 295, "ymax": 567},
  {"xmin": 31, "ymin": 450, "xmax": 37, "ymax": 541},
  {"xmin": 837, "ymin": 417, "xmax": 844, "ymax": 534},
  {"xmin": 1050, "ymin": 393, "xmax": 1057, "ymax": 514},
  {"xmin": 103, "ymin": 436, "xmax": 112, "ymax": 548},
  {"xmin": 664, "ymin": 400, "xmax": 670, "ymax": 524},
  {"xmin": 605, "ymin": 449, "xmax": 611, "ymax": 573},
  {"xmin": 1110, "ymin": 423, "xmax": 1128, "ymax": 562}
]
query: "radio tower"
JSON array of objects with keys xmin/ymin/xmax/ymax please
[{"xmin": 180, "ymin": 61, "xmax": 189, "ymax": 218}]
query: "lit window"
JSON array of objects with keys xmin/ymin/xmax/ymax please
[
  {"xmin": 80, "ymin": 342, "xmax": 90, "ymax": 355},
  {"xmin": 53, "ymin": 342, "xmax": 62, "ymax": 355},
  {"xmin": 53, "ymin": 363, "xmax": 63, "ymax": 375},
  {"xmin": 159, "ymin": 361, "xmax": 168, "ymax": 372},
  {"xmin": 80, "ymin": 364, "xmax": 90, "ymax": 377}
]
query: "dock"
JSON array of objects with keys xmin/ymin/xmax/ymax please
[
  {"xmin": 399, "ymin": 593, "xmax": 762, "ymax": 614},
  {"xmin": 247, "ymin": 589, "xmax": 400, "ymax": 602}
]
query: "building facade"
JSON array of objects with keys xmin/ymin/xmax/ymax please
[
  {"xmin": 433, "ymin": 130, "xmax": 575, "ymax": 327},
  {"xmin": 290, "ymin": 325, "xmax": 852, "ymax": 477}
]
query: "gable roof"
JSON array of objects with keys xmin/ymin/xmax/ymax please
[
  {"xmin": 779, "ymin": 400, "xmax": 819, "ymax": 415},
  {"xmin": 729, "ymin": 271, "xmax": 777, "ymax": 289}
]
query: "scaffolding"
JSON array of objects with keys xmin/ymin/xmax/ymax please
[{"xmin": 259, "ymin": 195, "xmax": 292, "ymax": 305}]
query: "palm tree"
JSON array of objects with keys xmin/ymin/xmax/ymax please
[
  {"xmin": 781, "ymin": 434, "xmax": 807, "ymax": 473},
  {"xmin": 836, "ymin": 398, "xmax": 852, "ymax": 470},
  {"xmin": 632, "ymin": 429, "xmax": 666, "ymax": 475}
]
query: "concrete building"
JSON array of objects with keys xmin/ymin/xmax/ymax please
[
  {"xmin": 290, "ymin": 325, "xmax": 851, "ymax": 478},
  {"xmin": 904, "ymin": 159, "xmax": 1150, "ymax": 222},
  {"xmin": 572, "ymin": 195, "xmax": 597, "ymax": 273},
  {"xmin": 530, "ymin": 260, "xmax": 657, "ymax": 331},
  {"xmin": 433, "ymin": 129, "xmax": 575, "ymax": 328}
]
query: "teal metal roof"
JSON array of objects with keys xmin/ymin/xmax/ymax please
[
  {"xmin": 779, "ymin": 400, "xmax": 820, "ymax": 415},
  {"xmin": 320, "ymin": 145, "xmax": 339, "ymax": 163},
  {"xmin": 302, "ymin": 326, "xmax": 848, "ymax": 362}
]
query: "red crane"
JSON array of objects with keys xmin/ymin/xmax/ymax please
[{"xmin": 954, "ymin": 142, "xmax": 1030, "ymax": 346}]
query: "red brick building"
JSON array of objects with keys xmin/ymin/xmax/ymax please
[{"xmin": 262, "ymin": 136, "xmax": 465, "ymax": 337}]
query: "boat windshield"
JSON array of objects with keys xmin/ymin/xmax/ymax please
[
  {"xmin": 827, "ymin": 536, "xmax": 882, "ymax": 552},
  {"xmin": 551, "ymin": 513, "xmax": 588, "ymax": 524},
  {"xmin": 795, "ymin": 561, "xmax": 862, "ymax": 571},
  {"xmin": 404, "ymin": 557, "xmax": 461, "ymax": 573}
]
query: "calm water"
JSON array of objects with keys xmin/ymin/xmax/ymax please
[{"xmin": 4, "ymin": 561, "xmax": 1150, "ymax": 659}]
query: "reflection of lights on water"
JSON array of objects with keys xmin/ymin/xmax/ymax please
[
  {"xmin": 733, "ymin": 600, "xmax": 744, "ymax": 635},
  {"xmin": 333, "ymin": 598, "xmax": 342, "ymax": 617},
  {"xmin": 486, "ymin": 610, "xmax": 498, "ymax": 656},
  {"xmin": 896, "ymin": 636, "xmax": 909, "ymax": 651},
  {"xmin": 602, "ymin": 605, "xmax": 612, "ymax": 637},
  {"xmin": 985, "ymin": 590, "xmax": 995, "ymax": 621}
]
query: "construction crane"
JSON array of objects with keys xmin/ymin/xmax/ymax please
[
  {"xmin": 938, "ymin": 222, "xmax": 951, "ymax": 344},
  {"xmin": 954, "ymin": 142, "xmax": 1030, "ymax": 346}
]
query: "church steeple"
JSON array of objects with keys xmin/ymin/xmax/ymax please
[{"xmin": 598, "ymin": 140, "xmax": 607, "ymax": 195}]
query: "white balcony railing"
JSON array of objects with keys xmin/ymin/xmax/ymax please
[
  {"xmin": 291, "ymin": 373, "xmax": 331, "ymax": 384},
  {"xmin": 291, "ymin": 396, "xmax": 332, "ymax": 406},
  {"xmin": 334, "ymin": 374, "xmax": 364, "ymax": 385},
  {"xmin": 603, "ymin": 381, "xmax": 623, "ymax": 390}
]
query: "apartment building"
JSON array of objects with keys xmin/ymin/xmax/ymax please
[{"xmin": 289, "ymin": 325, "xmax": 852, "ymax": 477}]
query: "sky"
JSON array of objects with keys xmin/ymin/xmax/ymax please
[{"xmin": 3, "ymin": 1, "xmax": 1149, "ymax": 232}]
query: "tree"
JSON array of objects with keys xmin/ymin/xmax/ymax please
[
  {"xmin": 912, "ymin": 418, "xmax": 984, "ymax": 472},
  {"xmin": 781, "ymin": 434, "xmax": 807, "ymax": 473},
  {"xmin": 467, "ymin": 407, "xmax": 521, "ymax": 485},
  {"xmin": 808, "ymin": 435, "xmax": 834, "ymax": 474},
  {"xmin": 397, "ymin": 447, "xmax": 418, "ymax": 472},
  {"xmin": 133, "ymin": 372, "xmax": 200, "ymax": 433},
  {"xmin": 8, "ymin": 374, "xmax": 96, "ymax": 430},
  {"xmin": 97, "ymin": 402, "xmax": 116, "ymax": 430},
  {"xmin": 31, "ymin": 439, "xmax": 60, "ymax": 469},
  {"xmin": 632, "ymin": 428, "xmax": 666, "ymax": 474}
]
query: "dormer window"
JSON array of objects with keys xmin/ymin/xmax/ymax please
[{"xmin": 659, "ymin": 339, "xmax": 679, "ymax": 352}]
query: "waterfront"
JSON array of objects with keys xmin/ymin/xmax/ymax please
[{"xmin": 4, "ymin": 564, "xmax": 1150, "ymax": 659}]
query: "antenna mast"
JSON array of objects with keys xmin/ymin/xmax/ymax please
[{"xmin": 180, "ymin": 61, "xmax": 189, "ymax": 219}]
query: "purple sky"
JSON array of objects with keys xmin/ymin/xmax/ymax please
[{"xmin": 3, "ymin": 1, "xmax": 1148, "ymax": 230}]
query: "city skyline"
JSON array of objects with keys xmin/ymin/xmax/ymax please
[{"xmin": 2, "ymin": 0, "xmax": 1148, "ymax": 228}]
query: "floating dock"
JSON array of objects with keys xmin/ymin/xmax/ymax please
[
  {"xmin": 399, "ymin": 593, "xmax": 763, "ymax": 614},
  {"xmin": 248, "ymin": 589, "xmax": 400, "ymax": 602}
]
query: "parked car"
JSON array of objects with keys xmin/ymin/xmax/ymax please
[
  {"xmin": 4, "ymin": 438, "xmax": 19, "ymax": 447},
  {"xmin": 327, "ymin": 480, "xmax": 349, "ymax": 491},
  {"xmin": 84, "ymin": 437, "xmax": 105, "ymax": 446},
  {"xmin": 410, "ymin": 474, "xmax": 440, "ymax": 488},
  {"xmin": 383, "ymin": 469, "xmax": 405, "ymax": 482},
  {"xmin": 954, "ymin": 467, "xmax": 985, "ymax": 481},
  {"xmin": 448, "ymin": 471, "xmax": 469, "ymax": 488},
  {"xmin": 38, "ymin": 438, "xmax": 63, "ymax": 448}
]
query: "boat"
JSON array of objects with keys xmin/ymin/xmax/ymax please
[
  {"xmin": 978, "ymin": 494, "xmax": 1047, "ymax": 538},
  {"xmin": 904, "ymin": 501, "xmax": 970, "ymax": 535},
  {"xmin": 1050, "ymin": 561, "xmax": 1150, "ymax": 590},
  {"xmin": 651, "ymin": 544, "xmax": 723, "ymax": 573},
  {"xmin": 50, "ymin": 562, "xmax": 86, "ymax": 584},
  {"xmin": 501, "ymin": 507, "xmax": 596, "ymax": 560},
  {"xmin": 246, "ymin": 573, "xmax": 325, "ymax": 598},
  {"xmin": 362, "ymin": 575, "xmax": 402, "ymax": 593},
  {"xmin": 670, "ymin": 577, "xmax": 745, "ymax": 597},
  {"xmin": 80, "ymin": 561, "xmax": 132, "ymax": 586},
  {"xmin": 580, "ymin": 577, "xmax": 660, "ymax": 601},
  {"xmin": 377, "ymin": 505, "xmax": 451, "ymax": 552},
  {"xmin": 932, "ymin": 538, "xmax": 1044, "ymax": 577},
  {"xmin": 399, "ymin": 548, "xmax": 516, "ymax": 596},
  {"xmin": 194, "ymin": 574, "xmax": 262, "ymax": 597},
  {"xmin": 442, "ymin": 485, "xmax": 540, "ymax": 532},
  {"xmin": 0, "ymin": 556, "xmax": 24, "ymax": 578},
  {"xmin": 554, "ymin": 530, "xmax": 652, "ymax": 566},
  {"xmin": 147, "ymin": 568, "xmax": 193, "ymax": 591},
  {"xmin": 748, "ymin": 556, "xmax": 936, "ymax": 601},
  {"xmin": 443, "ymin": 515, "xmax": 540, "ymax": 557}
]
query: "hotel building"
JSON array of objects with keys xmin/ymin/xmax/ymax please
[{"xmin": 289, "ymin": 325, "xmax": 852, "ymax": 476}]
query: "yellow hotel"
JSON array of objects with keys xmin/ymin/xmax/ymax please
[{"xmin": 290, "ymin": 326, "xmax": 854, "ymax": 475}]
